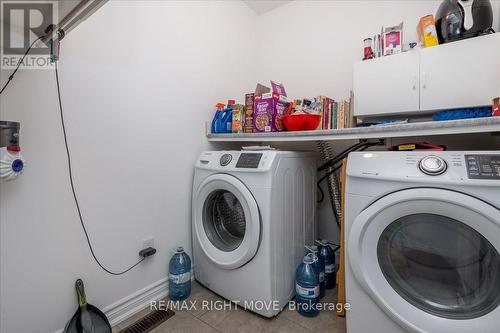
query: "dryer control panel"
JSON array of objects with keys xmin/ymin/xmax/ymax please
[
  {"xmin": 235, "ymin": 153, "xmax": 263, "ymax": 168},
  {"xmin": 347, "ymin": 151, "xmax": 500, "ymax": 186},
  {"xmin": 465, "ymin": 154, "xmax": 500, "ymax": 180}
]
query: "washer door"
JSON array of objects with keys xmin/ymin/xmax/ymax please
[
  {"xmin": 193, "ymin": 174, "xmax": 260, "ymax": 270},
  {"xmin": 349, "ymin": 188, "xmax": 500, "ymax": 333}
]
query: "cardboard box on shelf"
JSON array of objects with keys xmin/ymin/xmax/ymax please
[
  {"xmin": 231, "ymin": 104, "xmax": 245, "ymax": 133},
  {"xmin": 417, "ymin": 15, "xmax": 439, "ymax": 48},
  {"xmin": 244, "ymin": 93, "xmax": 254, "ymax": 133},
  {"xmin": 253, "ymin": 81, "xmax": 289, "ymax": 132},
  {"xmin": 493, "ymin": 97, "xmax": 500, "ymax": 117}
]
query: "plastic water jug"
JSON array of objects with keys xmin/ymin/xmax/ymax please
[
  {"xmin": 317, "ymin": 239, "xmax": 336, "ymax": 289},
  {"xmin": 306, "ymin": 245, "xmax": 325, "ymax": 298},
  {"xmin": 168, "ymin": 247, "xmax": 191, "ymax": 301},
  {"xmin": 295, "ymin": 253, "xmax": 320, "ymax": 317}
]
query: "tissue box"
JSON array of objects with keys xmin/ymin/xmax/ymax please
[{"xmin": 253, "ymin": 81, "xmax": 289, "ymax": 132}]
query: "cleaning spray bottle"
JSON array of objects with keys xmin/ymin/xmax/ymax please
[{"xmin": 211, "ymin": 103, "xmax": 226, "ymax": 134}]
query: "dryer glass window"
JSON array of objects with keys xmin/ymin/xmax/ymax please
[
  {"xmin": 377, "ymin": 213, "xmax": 500, "ymax": 319},
  {"xmin": 203, "ymin": 190, "xmax": 246, "ymax": 252}
]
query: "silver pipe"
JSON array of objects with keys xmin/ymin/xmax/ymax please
[
  {"xmin": 42, "ymin": 0, "xmax": 108, "ymax": 43},
  {"xmin": 59, "ymin": 0, "xmax": 108, "ymax": 34},
  {"xmin": 317, "ymin": 141, "xmax": 342, "ymax": 225}
]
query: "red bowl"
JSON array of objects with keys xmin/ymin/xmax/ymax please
[{"xmin": 282, "ymin": 114, "xmax": 321, "ymax": 131}]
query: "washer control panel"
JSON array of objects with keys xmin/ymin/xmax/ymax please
[
  {"xmin": 197, "ymin": 151, "xmax": 277, "ymax": 171},
  {"xmin": 465, "ymin": 154, "xmax": 500, "ymax": 180},
  {"xmin": 236, "ymin": 153, "xmax": 263, "ymax": 168},
  {"xmin": 419, "ymin": 156, "xmax": 447, "ymax": 176},
  {"xmin": 219, "ymin": 154, "xmax": 232, "ymax": 166}
]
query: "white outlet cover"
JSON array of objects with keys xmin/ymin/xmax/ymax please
[{"xmin": 142, "ymin": 237, "xmax": 154, "ymax": 249}]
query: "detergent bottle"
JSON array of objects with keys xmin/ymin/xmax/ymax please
[
  {"xmin": 317, "ymin": 239, "xmax": 336, "ymax": 289},
  {"xmin": 168, "ymin": 247, "xmax": 191, "ymax": 301},
  {"xmin": 306, "ymin": 245, "xmax": 325, "ymax": 298},
  {"xmin": 211, "ymin": 103, "xmax": 226, "ymax": 134},
  {"xmin": 221, "ymin": 100, "xmax": 235, "ymax": 133},
  {"xmin": 295, "ymin": 253, "xmax": 320, "ymax": 317}
]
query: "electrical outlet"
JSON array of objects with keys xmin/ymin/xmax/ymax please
[{"xmin": 142, "ymin": 237, "xmax": 154, "ymax": 249}]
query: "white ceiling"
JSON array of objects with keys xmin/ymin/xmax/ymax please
[{"xmin": 243, "ymin": 0, "xmax": 292, "ymax": 14}]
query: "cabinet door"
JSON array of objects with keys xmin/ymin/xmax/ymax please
[
  {"xmin": 420, "ymin": 33, "xmax": 500, "ymax": 111},
  {"xmin": 353, "ymin": 51, "xmax": 419, "ymax": 117}
]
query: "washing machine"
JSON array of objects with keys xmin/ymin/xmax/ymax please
[
  {"xmin": 345, "ymin": 151, "xmax": 500, "ymax": 333},
  {"xmin": 192, "ymin": 150, "xmax": 317, "ymax": 317}
]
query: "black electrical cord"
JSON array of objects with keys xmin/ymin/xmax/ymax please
[
  {"xmin": 321, "ymin": 143, "xmax": 376, "ymax": 183},
  {"xmin": 55, "ymin": 61, "xmax": 144, "ymax": 275},
  {"xmin": 317, "ymin": 184, "xmax": 325, "ymax": 203},
  {"xmin": 317, "ymin": 139, "xmax": 384, "ymax": 172},
  {"xmin": 0, "ymin": 35, "xmax": 45, "ymax": 95},
  {"xmin": 317, "ymin": 165, "xmax": 342, "ymax": 187},
  {"xmin": 316, "ymin": 141, "xmax": 384, "ymax": 204},
  {"xmin": 317, "ymin": 141, "xmax": 368, "ymax": 172}
]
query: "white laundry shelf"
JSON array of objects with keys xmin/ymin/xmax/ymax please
[{"xmin": 207, "ymin": 117, "xmax": 500, "ymax": 142}]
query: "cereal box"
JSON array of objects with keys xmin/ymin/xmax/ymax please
[
  {"xmin": 231, "ymin": 104, "xmax": 244, "ymax": 133},
  {"xmin": 244, "ymin": 93, "xmax": 254, "ymax": 133},
  {"xmin": 253, "ymin": 81, "xmax": 289, "ymax": 132}
]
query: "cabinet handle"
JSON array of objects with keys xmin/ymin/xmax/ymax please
[
  {"xmin": 422, "ymin": 72, "xmax": 427, "ymax": 89},
  {"xmin": 412, "ymin": 75, "xmax": 417, "ymax": 90}
]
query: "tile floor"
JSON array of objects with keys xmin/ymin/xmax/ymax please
[{"xmin": 114, "ymin": 281, "xmax": 346, "ymax": 333}]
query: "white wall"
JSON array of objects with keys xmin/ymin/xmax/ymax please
[
  {"xmin": 255, "ymin": 0, "xmax": 500, "ymax": 243},
  {"xmin": 0, "ymin": 1, "xmax": 257, "ymax": 332},
  {"xmin": 256, "ymin": 0, "xmax": 500, "ymax": 99}
]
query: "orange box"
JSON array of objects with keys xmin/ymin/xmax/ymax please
[{"xmin": 417, "ymin": 15, "xmax": 439, "ymax": 48}]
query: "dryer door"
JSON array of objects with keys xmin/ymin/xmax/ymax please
[
  {"xmin": 193, "ymin": 174, "xmax": 260, "ymax": 270},
  {"xmin": 349, "ymin": 188, "xmax": 500, "ymax": 333}
]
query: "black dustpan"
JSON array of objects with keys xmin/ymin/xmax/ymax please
[{"xmin": 64, "ymin": 279, "xmax": 112, "ymax": 333}]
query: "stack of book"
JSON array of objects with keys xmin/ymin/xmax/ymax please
[{"xmin": 315, "ymin": 92, "xmax": 355, "ymax": 130}]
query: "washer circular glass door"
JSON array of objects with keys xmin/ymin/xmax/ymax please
[
  {"xmin": 348, "ymin": 188, "xmax": 500, "ymax": 333},
  {"xmin": 194, "ymin": 174, "xmax": 260, "ymax": 270}
]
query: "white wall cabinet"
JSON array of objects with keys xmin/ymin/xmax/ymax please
[
  {"xmin": 354, "ymin": 33, "xmax": 500, "ymax": 117},
  {"xmin": 353, "ymin": 51, "xmax": 420, "ymax": 117}
]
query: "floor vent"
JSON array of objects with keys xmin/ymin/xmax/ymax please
[{"xmin": 118, "ymin": 309, "xmax": 175, "ymax": 333}]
